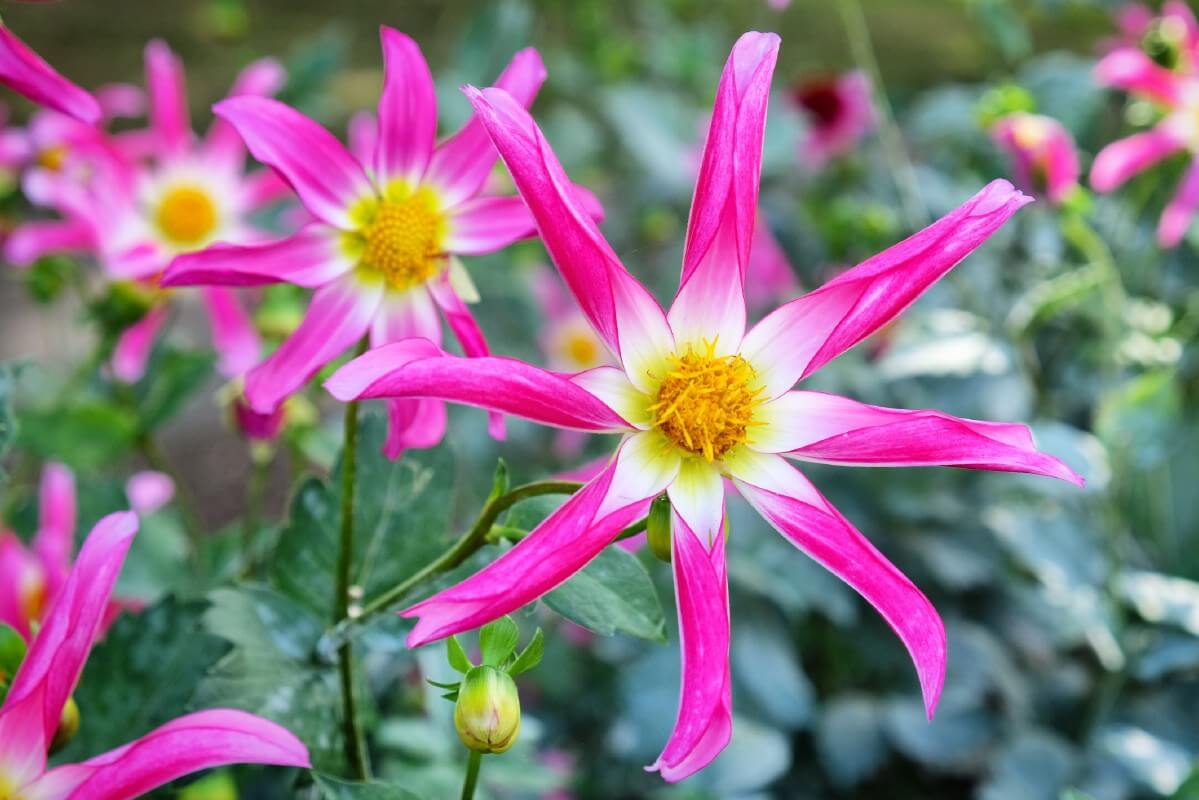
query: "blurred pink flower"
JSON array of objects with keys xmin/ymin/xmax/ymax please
[
  {"xmin": 0, "ymin": 464, "xmax": 135, "ymax": 640},
  {"xmin": 163, "ymin": 27, "xmax": 602, "ymax": 460},
  {"xmin": 124, "ymin": 470, "xmax": 175, "ymax": 516},
  {"xmin": 0, "ymin": 24, "xmax": 99, "ymax": 123},
  {"xmin": 1100, "ymin": 1, "xmax": 1199, "ymax": 68},
  {"xmin": 6, "ymin": 40, "xmax": 279, "ymax": 381},
  {"xmin": 992, "ymin": 112, "xmax": 1080, "ymax": 205},
  {"xmin": 792, "ymin": 70, "xmax": 874, "ymax": 168},
  {"xmin": 1092, "ymin": 33, "xmax": 1199, "ymax": 246},
  {"xmin": 232, "ymin": 393, "xmax": 287, "ymax": 442},
  {"xmin": 327, "ymin": 32, "xmax": 1081, "ymax": 781},
  {"xmin": 0, "ymin": 512, "xmax": 311, "ymax": 799}
]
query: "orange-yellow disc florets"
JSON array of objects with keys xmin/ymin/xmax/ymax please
[
  {"xmin": 358, "ymin": 187, "xmax": 446, "ymax": 291},
  {"xmin": 156, "ymin": 185, "xmax": 218, "ymax": 247},
  {"xmin": 650, "ymin": 342, "xmax": 763, "ymax": 462}
]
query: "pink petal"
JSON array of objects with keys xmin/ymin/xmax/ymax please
[
  {"xmin": 325, "ymin": 344, "xmax": 633, "ymax": 432},
  {"xmin": 427, "ymin": 272, "xmax": 506, "ymax": 440},
  {"xmin": 144, "ymin": 40, "xmax": 191, "ymax": 159},
  {"xmin": 745, "ymin": 216, "xmax": 799, "ymax": 310},
  {"xmin": 241, "ymin": 168, "xmax": 292, "ymax": 209},
  {"xmin": 33, "ymin": 462, "xmax": 75, "ymax": 601},
  {"xmin": 125, "ymin": 471, "xmax": 175, "ymax": 516},
  {"xmin": 206, "ymin": 57, "xmax": 287, "ymax": 169},
  {"xmin": 462, "ymin": 85, "xmax": 671, "ymax": 369},
  {"xmin": 213, "ymin": 96, "xmax": 373, "ymax": 229},
  {"xmin": 0, "ymin": 533, "xmax": 39, "ymax": 640},
  {"xmin": 0, "ymin": 513, "xmax": 139, "ymax": 761},
  {"xmin": 670, "ymin": 32, "xmax": 779, "ymax": 351},
  {"xmin": 112, "ymin": 306, "xmax": 169, "ymax": 384},
  {"xmin": 1158, "ymin": 157, "xmax": 1199, "ymax": 247},
  {"xmin": 0, "ymin": 26, "xmax": 100, "ymax": 123},
  {"xmin": 648, "ymin": 513, "xmax": 732, "ymax": 782},
  {"xmin": 244, "ymin": 275, "xmax": 380, "ymax": 413},
  {"xmin": 29, "ymin": 709, "xmax": 309, "ymax": 800},
  {"xmin": 1043, "ymin": 120, "xmax": 1082, "ymax": 204},
  {"xmin": 402, "ymin": 444, "xmax": 657, "ymax": 646},
  {"xmin": 201, "ymin": 286, "xmax": 262, "ymax": 378},
  {"xmin": 1091, "ymin": 128, "xmax": 1184, "ymax": 192},
  {"xmin": 425, "ymin": 47, "xmax": 547, "ymax": 206},
  {"xmin": 1164, "ymin": 0, "xmax": 1199, "ymax": 50},
  {"xmin": 374, "ymin": 27, "xmax": 437, "ymax": 186},
  {"xmin": 728, "ymin": 451, "xmax": 945, "ymax": 717},
  {"xmin": 1094, "ymin": 48, "xmax": 1181, "ymax": 105},
  {"xmin": 94, "ymin": 82, "xmax": 145, "ymax": 120},
  {"xmin": 741, "ymin": 180, "xmax": 1032, "ymax": 398},
  {"xmin": 4, "ymin": 220, "xmax": 93, "ymax": 268},
  {"xmin": 752, "ymin": 391, "xmax": 1084, "ymax": 485},
  {"xmin": 383, "ymin": 398, "xmax": 447, "ymax": 460},
  {"xmin": 347, "ymin": 111, "xmax": 376, "ymax": 166},
  {"xmin": 162, "ymin": 225, "xmax": 354, "ymax": 289},
  {"xmin": 666, "ymin": 459, "xmax": 725, "ymax": 544},
  {"xmin": 445, "ymin": 195, "xmax": 537, "ymax": 255}
]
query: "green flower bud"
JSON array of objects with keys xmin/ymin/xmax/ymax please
[
  {"xmin": 454, "ymin": 665, "xmax": 521, "ymax": 754},
  {"xmin": 49, "ymin": 696, "xmax": 80, "ymax": 754},
  {"xmin": 646, "ymin": 494, "xmax": 672, "ymax": 563}
]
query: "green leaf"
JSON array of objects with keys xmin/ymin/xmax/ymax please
[
  {"xmin": 52, "ymin": 597, "xmax": 229, "ymax": 762},
  {"xmin": 0, "ymin": 622, "xmax": 27, "ymax": 679},
  {"xmin": 447, "ymin": 635, "xmax": 473, "ymax": 673},
  {"xmin": 313, "ymin": 772, "xmax": 422, "ymax": 800},
  {"xmin": 478, "ymin": 616, "xmax": 519, "ymax": 666},
  {"xmin": 197, "ymin": 585, "xmax": 349, "ymax": 773},
  {"xmin": 18, "ymin": 403, "xmax": 138, "ymax": 470},
  {"xmin": 271, "ymin": 416, "xmax": 457, "ymax": 621},
  {"xmin": 507, "ymin": 628, "xmax": 544, "ymax": 676},
  {"xmin": 133, "ymin": 348, "xmax": 216, "ymax": 431},
  {"xmin": 545, "ymin": 546, "xmax": 665, "ymax": 641}
]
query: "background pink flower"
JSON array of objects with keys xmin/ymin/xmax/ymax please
[
  {"xmin": 793, "ymin": 70, "xmax": 875, "ymax": 168},
  {"xmin": 992, "ymin": 112, "xmax": 1080, "ymax": 204}
]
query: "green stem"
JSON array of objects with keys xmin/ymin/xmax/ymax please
[
  {"xmin": 336, "ymin": 338, "xmax": 371, "ymax": 780},
  {"xmin": 318, "ymin": 479, "xmax": 583, "ymax": 656},
  {"xmin": 838, "ymin": 0, "xmax": 928, "ymax": 229},
  {"xmin": 240, "ymin": 453, "xmax": 269, "ymax": 578},
  {"xmin": 460, "ymin": 751, "xmax": 482, "ymax": 800}
]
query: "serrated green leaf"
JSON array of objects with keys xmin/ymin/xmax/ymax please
[
  {"xmin": 545, "ymin": 546, "xmax": 665, "ymax": 641},
  {"xmin": 507, "ymin": 627, "xmax": 544, "ymax": 676},
  {"xmin": 479, "ymin": 616, "xmax": 519, "ymax": 666},
  {"xmin": 447, "ymin": 635, "xmax": 473, "ymax": 673},
  {"xmin": 313, "ymin": 772, "xmax": 422, "ymax": 800}
]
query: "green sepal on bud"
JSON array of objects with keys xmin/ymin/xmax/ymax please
[
  {"xmin": 646, "ymin": 494, "xmax": 672, "ymax": 563},
  {"xmin": 49, "ymin": 696, "xmax": 80, "ymax": 754},
  {"xmin": 453, "ymin": 665, "xmax": 521, "ymax": 754},
  {"xmin": 974, "ymin": 83, "xmax": 1036, "ymax": 129}
]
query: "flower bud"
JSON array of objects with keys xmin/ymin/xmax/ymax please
[
  {"xmin": 454, "ymin": 665, "xmax": 521, "ymax": 754},
  {"xmin": 646, "ymin": 494, "xmax": 672, "ymax": 563},
  {"xmin": 49, "ymin": 696, "xmax": 80, "ymax": 754}
]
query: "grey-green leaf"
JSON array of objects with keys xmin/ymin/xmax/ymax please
[{"xmin": 544, "ymin": 546, "xmax": 665, "ymax": 641}]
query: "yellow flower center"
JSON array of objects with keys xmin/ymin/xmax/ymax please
[
  {"xmin": 155, "ymin": 185, "xmax": 218, "ymax": 248},
  {"xmin": 650, "ymin": 342, "xmax": 763, "ymax": 462},
  {"xmin": 36, "ymin": 145, "xmax": 67, "ymax": 172},
  {"xmin": 0, "ymin": 772, "xmax": 23, "ymax": 800},
  {"xmin": 564, "ymin": 332, "xmax": 600, "ymax": 368},
  {"xmin": 357, "ymin": 187, "xmax": 446, "ymax": 291},
  {"xmin": 1012, "ymin": 117, "xmax": 1048, "ymax": 151},
  {"xmin": 19, "ymin": 570, "xmax": 46, "ymax": 623}
]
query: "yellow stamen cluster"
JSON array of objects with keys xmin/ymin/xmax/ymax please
[
  {"xmin": 359, "ymin": 188, "xmax": 445, "ymax": 291},
  {"xmin": 155, "ymin": 185, "xmax": 218, "ymax": 247},
  {"xmin": 651, "ymin": 342, "xmax": 762, "ymax": 462},
  {"xmin": 37, "ymin": 145, "xmax": 68, "ymax": 172},
  {"xmin": 19, "ymin": 572, "xmax": 47, "ymax": 624}
]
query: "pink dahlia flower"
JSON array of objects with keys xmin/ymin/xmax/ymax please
[
  {"xmin": 0, "ymin": 464, "xmax": 138, "ymax": 641},
  {"xmin": 1092, "ymin": 34, "xmax": 1199, "ymax": 246},
  {"xmin": 163, "ymin": 27, "xmax": 601, "ymax": 459},
  {"xmin": 0, "ymin": 24, "xmax": 99, "ymax": 123},
  {"xmin": 991, "ymin": 112, "xmax": 1080, "ymax": 205},
  {"xmin": 793, "ymin": 70, "xmax": 874, "ymax": 168},
  {"xmin": 0, "ymin": 512, "xmax": 310, "ymax": 799},
  {"xmin": 326, "ymin": 32, "xmax": 1082, "ymax": 781}
]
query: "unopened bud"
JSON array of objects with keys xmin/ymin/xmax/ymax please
[
  {"xmin": 646, "ymin": 494, "xmax": 672, "ymax": 563},
  {"xmin": 454, "ymin": 665, "xmax": 521, "ymax": 754},
  {"xmin": 49, "ymin": 696, "xmax": 80, "ymax": 754}
]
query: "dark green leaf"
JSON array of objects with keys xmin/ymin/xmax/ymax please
[
  {"xmin": 544, "ymin": 546, "xmax": 665, "ymax": 641},
  {"xmin": 313, "ymin": 773, "xmax": 422, "ymax": 800},
  {"xmin": 479, "ymin": 616, "xmax": 519, "ymax": 666}
]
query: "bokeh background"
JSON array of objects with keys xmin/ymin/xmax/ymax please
[{"xmin": 4, "ymin": 1, "xmax": 1199, "ymax": 798}]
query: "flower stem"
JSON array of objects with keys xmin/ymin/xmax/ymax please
[
  {"xmin": 318, "ymin": 479, "xmax": 583, "ymax": 657},
  {"xmin": 240, "ymin": 452, "xmax": 269, "ymax": 578},
  {"xmin": 335, "ymin": 337, "xmax": 371, "ymax": 780},
  {"xmin": 460, "ymin": 751, "xmax": 483, "ymax": 800}
]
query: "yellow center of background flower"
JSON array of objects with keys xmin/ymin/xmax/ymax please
[
  {"xmin": 651, "ymin": 342, "xmax": 762, "ymax": 461},
  {"xmin": 565, "ymin": 332, "xmax": 600, "ymax": 368},
  {"xmin": 36, "ymin": 145, "xmax": 68, "ymax": 172},
  {"xmin": 360, "ymin": 188, "xmax": 446, "ymax": 291},
  {"xmin": 156, "ymin": 185, "xmax": 218, "ymax": 247},
  {"xmin": 19, "ymin": 571, "xmax": 46, "ymax": 623}
]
